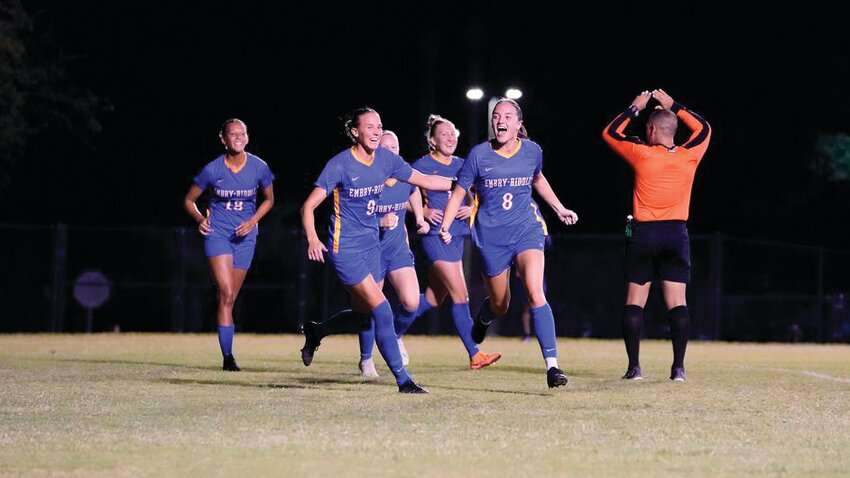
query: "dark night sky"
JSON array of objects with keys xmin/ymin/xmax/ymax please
[{"xmin": 6, "ymin": 2, "xmax": 850, "ymax": 247}]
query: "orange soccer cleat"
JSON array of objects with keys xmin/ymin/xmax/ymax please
[{"xmin": 469, "ymin": 351, "xmax": 502, "ymax": 370}]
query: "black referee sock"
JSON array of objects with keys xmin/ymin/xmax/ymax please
[
  {"xmin": 669, "ymin": 305, "xmax": 690, "ymax": 369},
  {"xmin": 623, "ymin": 305, "xmax": 644, "ymax": 369},
  {"xmin": 313, "ymin": 309, "xmax": 371, "ymax": 339}
]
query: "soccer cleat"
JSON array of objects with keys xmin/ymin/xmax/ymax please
[
  {"xmin": 670, "ymin": 367, "xmax": 686, "ymax": 382},
  {"xmin": 622, "ymin": 366, "xmax": 643, "ymax": 380},
  {"xmin": 300, "ymin": 321, "xmax": 321, "ymax": 366},
  {"xmin": 469, "ymin": 351, "xmax": 502, "ymax": 370},
  {"xmin": 397, "ymin": 337, "xmax": 410, "ymax": 366},
  {"xmin": 546, "ymin": 367, "xmax": 569, "ymax": 388},
  {"xmin": 398, "ymin": 379, "xmax": 429, "ymax": 394},
  {"xmin": 222, "ymin": 354, "xmax": 241, "ymax": 372},
  {"xmin": 359, "ymin": 358, "xmax": 379, "ymax": 379}
]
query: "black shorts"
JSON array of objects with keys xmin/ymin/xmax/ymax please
[{"xmin": 625, "ymin": 220, "xmax": 690, "ymax": 285}]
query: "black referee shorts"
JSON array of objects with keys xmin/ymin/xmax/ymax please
[{"xmin": 625, "ymin": 220, "xmax": 690, "ymax": 285}]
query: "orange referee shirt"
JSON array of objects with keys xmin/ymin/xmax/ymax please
[{"xmin": 602, "ymin": 103, "xmax": 711, "ymax": 222}]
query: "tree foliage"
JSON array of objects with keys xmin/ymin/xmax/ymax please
[
  {"xmin": 810, "ymin": 132, "xmax": 850, "ymax": 183},
  {"xmin": 0, "ymin": 0, "xmax": 110, "ymax": 193}
]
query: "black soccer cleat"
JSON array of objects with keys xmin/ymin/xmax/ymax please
[
  {"xmin": 222, "ymin": 354, "xmax": 241, "ymax": 372},
  {"xmin": 670, "ymin": 367, "xmax": 686, "ymax": 382},
  {"xmin": 546, "ymin": 367, "xmax": 569, "ymax": 388},
  {"xmin": 398, "ymin": 379, "xmax": 429, "ymax": 394},
  {"xmin": 622, "ymin": 366, "xmax": 643, "ymax": 380},
  {"xmin": 300, "ymin": 321, "xmax": 321, "ymax": 366}
]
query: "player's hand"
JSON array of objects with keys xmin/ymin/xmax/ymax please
[
  {"xmin": 424, "ymin": 207, "xmax": 444, "ymax": 226},
  {"xmin": 381, "ymin": 212, "xmax": 399, "ymax": 230},
  {"xmin": 630, "ymin": 90, "xmax": 652, "ymax": 112},
  {"xmin": 416, "ymin": 220, "xmax": 430, "ymax": 235},
  {"xmin": 438, "ymin": 227, "xmax": 452, "ymax": 244},
  {"xmin": 651, "ymin": 88, "xmax": 674, "ymax": 110},
  {"xmin": 198, "ymin": 217, "xmax": 212, "ymax": 235},
  {"xmin": 556, "ymin": 206, "xmax": 578, "ymax": 225},
  {"xmin": 307, "ymin": 239, "xmax": 328, "ymax": 263},
  {"xmin": 235, "ymin": 219, "xmax": 257, "ymax": 236},
  {"xmin": 456, "ymin": 205, "xmax": 473, "ymax": 220}
]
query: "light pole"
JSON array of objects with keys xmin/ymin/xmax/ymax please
[{"xmin": 465, "ymin": 87, "xmax": 485, "ymax": 152}]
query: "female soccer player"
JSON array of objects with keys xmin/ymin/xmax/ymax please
[
  {"xmin": 183, "ymin": 118, "xmax": 275, "ymax": 372},
  {"xmin": 356, "ymin": 130, "xmax": 429, "ymax": 378},
  {"xmin": 300, "ymin": 107, "xmax": 452, "ymax": 393},
  {"xmin": 393, "ymin": 114, "xmax": 501, "ymax": 370},
  {"xmin": 438, "ymin": 99, "xmax": 578, "ymax": 388}
]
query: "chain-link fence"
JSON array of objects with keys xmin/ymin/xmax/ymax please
[{"xmin": 2, "ymin": 224, "xmax": 849, "ymax": 342}]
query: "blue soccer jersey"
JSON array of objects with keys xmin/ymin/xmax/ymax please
[
  {"xmin": 376, "ymin": 178, "xmax": 415, "ymax": 246},
  {"xmin": 315, "ymin": 147, "xmax": 414, "ymax": 253},
  {"xmin": 412, "ymin": 153, "xmax": 471, "ymax": 237},
  {"xmin": 457, "ymin": 139, "xmax": 543, "ymax": 248},
  {"xmin": 193, "ymin": 153, "xmax": 274, "ymax": 238}
]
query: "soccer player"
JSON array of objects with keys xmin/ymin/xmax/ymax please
[
  {"xmin": 183, "ymin": 118, "xmax": 275, "ymax": 372},
  {"xmin": 393, "ymin": 114, "xmax": 501, "ymax": 370},
  {"xmin": 438, "ymin": 99, "xmax": 578, "ymax": 388},
  {"xmin": 602, "ymin": 89, "xmax": 711, "ymax": 382},
  {"xmin": 356, "ymin": 130, "xmax": 429, "ymax": 378},
  {"xmin": 300, "ymin": 107, "xmax": 452, "ymax": 394}
]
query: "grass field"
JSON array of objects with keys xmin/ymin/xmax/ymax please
[{"xmin": 1, "ymin": 334, "xmax": 849, "ymax": 477}]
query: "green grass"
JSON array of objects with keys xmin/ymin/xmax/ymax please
[{"xmin": 1, "ymin": 334, "xmax": 849, "ymax": 477}]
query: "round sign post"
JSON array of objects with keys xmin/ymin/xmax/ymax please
[{"xmin": 73, "ymin": 271, "xmax": 111, "ymax": 333}]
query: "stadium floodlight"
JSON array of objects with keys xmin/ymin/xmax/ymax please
[
  {"xmin": 466, "ymin": 88, "xmax": 485, "ymax": 101},
  {"xmin": 505, "ymin": 88, "xmax": 523, "ymax": 100}
]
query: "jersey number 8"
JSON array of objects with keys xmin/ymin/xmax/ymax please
[{"xmin": 502, "ymin": 193, "xmax": 513, "ymax": 211}]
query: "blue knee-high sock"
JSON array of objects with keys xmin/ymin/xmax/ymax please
[
  {"xmin": 451, "ymin": 303, "xmax": 479, "ymax": 357},
  {"xmin": 393, "ymin": 305, "xmax": 419, "ymax": 339},
  {"xmin": 372, "ymin": 301, "xmax": 411, "ymax": 385},
  {"xmin": 416, "ymin": 293, "xmax": 433, "ymax": 317},
  {"xmin": 359, "ymin": 319, "xmax": 375, "ymax": 360},
  {"xmin": 531, "ymin": 303, "xmax": 558, "ymax": 359},
  {"xmin": 217, "ymin": 324, "xmax": 234, "ymax": 357}
]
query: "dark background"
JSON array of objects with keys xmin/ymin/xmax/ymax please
[{"xmin": 4, "ymin": 2, "xmax": 850, "ymax": 248}]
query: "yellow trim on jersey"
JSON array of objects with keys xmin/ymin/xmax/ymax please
[
  {"xmin": 350, "ymin": 147, "xmax": 375, "ymax": 166},
  {"xmin": 333, "ymin": 187, "xmax": 342, "ymax": 253},
  {"xmin": 429, "ymin": 152, "xmax": 453, "ymax": 165},
  {"xmin": 531, "ymin": 202, "xmax": 549, "ymax": 236},
  {"xmin": 494, "ymin": 139, "xmax": 522, "ymax": 159},
  {"xmin": 385, "ymin": 178, "xmax": 398, "ymax": 187},
  {"xmin": 470, "ymin": 191, "xmax": 479, "ymax": 228},
  {"xmin": 224, "ymin": 155, "xmax": 247, "ymax": 173}
]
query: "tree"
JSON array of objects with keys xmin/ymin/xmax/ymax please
[
  {"xmin": 0, "ymin": 0, "xmax": 110, "ymax": 193},
  {"xmin": 810, "ymin": 132, "xmax": 850, "ymax": 183}
]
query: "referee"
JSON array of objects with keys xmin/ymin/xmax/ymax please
[{"xmin": 602, "ymin": 89, "xmax": 711, "ymax": 381}]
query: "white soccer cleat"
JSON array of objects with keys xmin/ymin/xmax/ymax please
[
  {"xmin": 359, "ymin": 358, "xmax": 379, "ymax": 379},
  {"xmin": 397, "ymin": 337, "xmax": 410, "ymax": 366}
]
